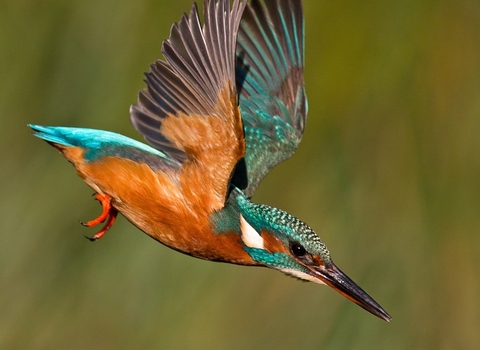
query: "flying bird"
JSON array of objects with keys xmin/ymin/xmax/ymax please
[{"xmin": 29, "ymin": 0, "xmax": 391, "ymax": 321}]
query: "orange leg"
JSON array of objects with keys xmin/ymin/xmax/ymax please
[
  {"xmin": 81, "ymin": 194, "xmax": 111, "ymax": 227},
  {"xmin": 85, "ymin": 210, "xmax": 118, "ymax": 241},
  {"xmin": 81, "ymin": 193, "xmax": 119, "ymax": 241}
]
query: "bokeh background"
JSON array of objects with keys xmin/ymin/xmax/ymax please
[{"xmin": 2, "ymin": 0, "xmax": 480, "ymax": 348}]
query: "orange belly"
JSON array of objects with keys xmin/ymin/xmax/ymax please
[{"xmin": 59, "ymin": 145, "xmax": 254, "ymax": 265}]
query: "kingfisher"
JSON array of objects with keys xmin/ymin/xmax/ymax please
[{"xmin": 29, "ymin": 0, "xmax": 391, "ymax": 321}]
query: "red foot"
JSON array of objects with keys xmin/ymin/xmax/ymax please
[{"xmin": 81, "ymin": 193, "xmax": 118, "ymax": 241}]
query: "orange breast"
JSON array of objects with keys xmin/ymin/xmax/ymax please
[{"xmin": 59, "ymin": 145, "xmax": 254, "ymax": 265}]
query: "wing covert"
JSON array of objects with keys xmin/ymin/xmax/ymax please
[{"xmin": 130, "ymin": 0, "xmax": 247, "ymax": 210}]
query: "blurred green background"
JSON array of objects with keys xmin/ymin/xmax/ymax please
[{"xmin": 2, "ymin": 0, "xmax": 480, "ymax": 348}]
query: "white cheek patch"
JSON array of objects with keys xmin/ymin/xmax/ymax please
[
  {"xmin": 240, "ymin": 215, "xmax": 264, "ymax": 249},
  {"xmin": 279, "ymin": 268, "xmax": 327, "ymax": 285}
]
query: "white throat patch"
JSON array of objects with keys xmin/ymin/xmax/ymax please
[
  {"xmin": 240, "ymin": 215, "xmax": 264, "ymax": 249},
  {"xmin": 279, "ymin": 268, "xmax": 327, "ymax": 285}
]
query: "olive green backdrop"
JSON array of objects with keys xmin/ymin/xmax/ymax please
[{"xmin": 1, "ymin": 0, "xmax": 479, "ymax": 348}]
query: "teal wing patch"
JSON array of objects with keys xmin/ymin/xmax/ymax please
[{"xmin": 233, "ymin": 0, "xmax": 307, "ymax": 198}]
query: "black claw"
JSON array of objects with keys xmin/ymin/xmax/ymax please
[
  {"xmin": 80, "ymin": 220, "xmax": 87, "ymax": 227},
  {"xmin": 84, "ymin": 235, "xmax": 98, "ymax": 242}
]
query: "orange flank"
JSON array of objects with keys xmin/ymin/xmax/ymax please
[
  {"xmin": 49, "ymin": 109, "xmax": 259, "ymax": 262},
  {"xmin": 85, "ymin": 156, "xmax": 253, "ymax": 264}
]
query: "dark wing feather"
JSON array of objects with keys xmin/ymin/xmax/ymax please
[
  {"xmin": 130, "ymin": 0, "xmax": 246, "ymax": 162},
  {"xmin": 233, "ymin": 0, "xmax": 307, "ymax": 197}
]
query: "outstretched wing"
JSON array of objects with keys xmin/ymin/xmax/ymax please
[
  {"xmin": 233, "ymin": 0, "xmax": 307, "ymax": 198},
  {"xmin": 130, "ymin": 0, "xmax": 247, "ymax": 210}
]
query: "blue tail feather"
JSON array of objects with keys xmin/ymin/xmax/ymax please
[
  {"xmin": 29, "ymin": 124, "xmax": 162, "ymax": 155},
  {"xmin": 29, "ymin": 124, "xmax": 77, "ymax": 147},
  {"xmin": 28, "ymin": 124, "xmax": 179, "ymax": 170}
]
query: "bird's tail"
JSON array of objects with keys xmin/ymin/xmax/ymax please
[
  {"xmin": 29, "ymin": 124, "xmax": 79, "ymax": 147},
  {"xmin": 28, "ymin": 124, "xmax": 178, "ymax": 168}
]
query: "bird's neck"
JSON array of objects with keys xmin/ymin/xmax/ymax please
[
  {"xmin": 209, "ymin": 187, "xmax": 244, "ymax": 235},
  {"xmin": 209, "ymin": 188, "xmax": 286, "ymax": 262}
]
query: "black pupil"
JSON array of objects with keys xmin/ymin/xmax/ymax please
[{"xmin": 292, "ymin": 243, "xmax": 306, "ymax": 257}]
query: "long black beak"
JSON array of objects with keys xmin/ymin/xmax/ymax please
[{"xmin": 314, "ymin": 262, "xmax": 391, "ymax": 322}]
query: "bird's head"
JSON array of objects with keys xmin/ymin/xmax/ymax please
[{"xmin": 236, "ymin": 194, "xmax": 391, "ymax": 322}]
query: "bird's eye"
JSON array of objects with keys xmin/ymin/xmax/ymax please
[{"xmin": 291, "ymin": 243, "xmax": 307, "ymax": 257}]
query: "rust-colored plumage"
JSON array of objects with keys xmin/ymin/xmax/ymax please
[
  {"xmin": 161, "ymin": 83, "xmax": 245, "ymax": 212},
  {"xmin": 56, "ymin": 140, "xmax": 253, "ymax": 263}
]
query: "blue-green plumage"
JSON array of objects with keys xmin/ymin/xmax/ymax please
[
  {"xmin": 28, "ymin": 125, "xmax": 168, "ymax": 159},
  {"xmin": 234, "ymin": 189, "xmax": 331, "ymax": 261},
  {"xmin": 29, "ymin": 124, "xmax": 179, "ymax": 171},
  {"xmin": 211, "ymin": 187, "xmax": 331, "ymax": 270},
  {"xmin": 234, "ymin": 0, "xmax": 307, "ymax": 197},
  {"xmin": 209, "ymin": 193, "xmax": 243, "ymax": 234},
  {"xmin": 243, "ymin": 249, "xmax": 294, "ymax": 269}
]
